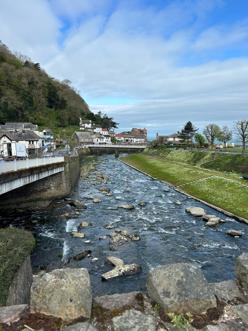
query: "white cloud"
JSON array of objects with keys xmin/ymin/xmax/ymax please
[
  {"xmin": 0, "ymin": 0, "xmax": 60, "ymax": 62},
  {"xmin": 49, "ymin": 0, "xmax": 112, "ymax": 21},
  {"xmin": 194, "ymin": 21, "xmax": 248, "ymax": 50}
]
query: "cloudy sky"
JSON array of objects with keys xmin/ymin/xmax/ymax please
[{"xmin": 1, "ymin": 0, "xmax": 248, "ymax": 137}]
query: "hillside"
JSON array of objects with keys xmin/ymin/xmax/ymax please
[{"xmin": 0, "ymin": 42, "xmax": 91, "ymax": 129}]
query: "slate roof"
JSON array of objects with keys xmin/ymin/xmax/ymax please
[
  {"xmin": 1, "ymin": 122, "xmax": 38, "ymax": 130},
  {"xmin": 0, "ymin": 130, "xmax": 40, "ymax": 141},
  {"xmin": 74, "ymin": 131, "xmax": 94, "ymax": 142}
]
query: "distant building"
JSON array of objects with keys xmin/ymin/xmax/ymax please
[
  {"xmin": 73, "ymin": 131, "xmax": 94, "ymax": 145},
  {"xmin": 79, "ymin": 119, "xmax": 94, "ymax": 131},
  {"xmin": 35, "ymin": 129, "xmax": 55, "ymax": 150},
  {"xmin": 0, "ymin": 130, "xmax": 41, "ymax": 158},
  {"xmin": 93, "ymin": 133, "xmax": 112, "ymax": 144},
  {"xmin": 156, "ymin": 133, "xmax": 183, "ymax": 145},
  {"xmin": 115, "ymin": 128, "xmax": 147, "ymax": 144},
  {"xmin": 94, "ymin": 127, "xmax": 109, "ymax": 136}
]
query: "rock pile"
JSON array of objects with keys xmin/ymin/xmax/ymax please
[
  {"xmin": 1, "ymin": 253, "xmax": 248, "ymax": 331},
  {"xmin": 110, "ymin": 229, "xmax": 140, "ymax": 249}
]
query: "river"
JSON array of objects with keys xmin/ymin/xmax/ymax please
[{"xmin": 1, "ymin": 155, "xmax": 248, "ymax": 296}]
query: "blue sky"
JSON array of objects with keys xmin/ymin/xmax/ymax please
[{"xmin": 0, "ymin": 0, "xmax": 248, "ymax": 137}]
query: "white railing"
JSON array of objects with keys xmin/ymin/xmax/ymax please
[{"xmin": 0, "ymin": 157, "xmax": 64, "ymax": 175}]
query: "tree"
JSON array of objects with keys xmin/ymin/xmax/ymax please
[
  {"xmin": 194, "ymin": 133, "xmax": 206, "ymax": 147},
  {"xmin": 203, "ymin": 124, "xmax": 221, "ymax": 147},
  {"xmin": 218, "ymin": 126, "xmax": 232, "ymax": 148},
  {"xmin": 235, "ymin": 120, "xmax": 248, "ymax": 152},
  {"xmin": 178, "ymin": 121, "xmax": 198, "ymax": 145}
]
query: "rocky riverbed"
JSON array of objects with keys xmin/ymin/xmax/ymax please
[{"xmin": 0, "ymin": 155, "xmax": 248, "ymax": 297}]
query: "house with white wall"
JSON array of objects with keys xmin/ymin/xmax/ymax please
[
  {"xmin": 0, "ymin": 130, "xmax": 41, "ymax": 158},
  {"xmin": 79, "ymin": 119, "xmax": 94, "ymax": 131},
  {"xmin": 93, "ymin": 133, "xmax": 112, "ymax": 144}
]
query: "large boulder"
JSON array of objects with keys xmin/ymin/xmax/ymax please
[
  {"xmin": 0, "ymin": 304, "xmax": 28, "ymax": 324},
  {"xmin": 31, "ymin": 268, "xmax": 92, "ymax": 321},
  {"xmin": 228, "ymin": 304, "xmax": 248, "ymax": 326},
  {"xmin": 236, "ymin": 253, "xmax": 248, "ymax": 292},
  {"xmin": 203, "ymin": 320, "xmax": 247, "ymax": 331},
  {"xmin": 0, "ymin": 228, "xmax": 35, "ymax": 306},
  {"xmin": 112, "ymin": 309, "xmax": 156, "ymax": 331},
  {"xmin": 147, "ymin": 263, "xmax": 217, "ymax": 314},
  {"xmin": 209, "ymin": 280, "xmax": 244, "ymax": 303},
  {"xmin": 94, "ymin": 292, "xmax": 143, "ymax": 312},
  {"xmin": 63, "ymin": 322, "xmax": 99, "ymax": 331}
]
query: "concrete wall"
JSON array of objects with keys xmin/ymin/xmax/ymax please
[{"xmin": 0, "ymin": 156, "xmax": 80, "ymax": 209}]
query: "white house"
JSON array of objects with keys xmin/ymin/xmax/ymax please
[
  {"xmin": 79, "ymin": 119, "xmax": 94, "ymax": 131},
  {"xmin": 156, "ymin": 133, "xmax": 183, "ymax": 144},
  {"xmin": 115, "ymin": 133, "xmax": 146, "ymax": 144},
  {"xmin": 94, "ymin": 127, "xmax": 110, "ymax": 136},
  {"xmin": 35, "ymin": 129, "xmax": 55, "ymax": 151},
  {"xmin": 93, "ymin": 133, "xmax": 112, "ymax": 144},
  {"xmin": 0, "ymin": 130, "xmax": 40, "ymax": 158}
]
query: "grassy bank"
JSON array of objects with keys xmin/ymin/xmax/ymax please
[
  {"xmin": 121, "ymin": 152, "xmax": 248, "ymax": 221},
  {"xmin": 0, "ymin": 228, "xmax": 35, "ymax": 306}
]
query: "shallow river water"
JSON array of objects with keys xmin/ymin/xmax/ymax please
[{"xmin": 1, "ymin": 155, "xmax": 248, "ymax": 296}]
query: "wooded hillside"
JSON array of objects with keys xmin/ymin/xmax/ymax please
[{"xmin": 0, "ymin": 42, "xmax": 90, "ymax": 128}]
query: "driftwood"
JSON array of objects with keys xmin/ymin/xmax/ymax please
[{"xmin": 102, "ymin": 256, "xmax": 141, "ymax": 280}]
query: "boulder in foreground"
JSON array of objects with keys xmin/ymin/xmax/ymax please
[
  {"xmin": 31, "ymin": 268, "xmax": 92, "ymax": 321},
  {"xmin": 112, "ymin": 309, "xmax": 156, "ymax": 331},
  {"xmin": 147, "ymin": 263, "xmax": 217, "ymax": 314},
  {"xmin": 209, "ymin": 280, "xmax": 244, "ymax": 303},
  {"xmin": 0, "ymin": 304, "xmax": 28, "ymax": 324},
  {"xmin": 236, "ymin": 252, "xmax": 248, "ymax": 292},
  {"xmin": 63, "ymin": 322, "xmax": 99, "ymax": 331}
]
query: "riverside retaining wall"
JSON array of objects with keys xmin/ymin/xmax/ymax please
[{"xmin": 0, "ymin": 156, "xmax": 80, "ymax": 210}]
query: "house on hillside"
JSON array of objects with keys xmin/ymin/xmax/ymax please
[
  {"xmin": 73, "ymin": 131, "xmax": 94, "ymax": 145},
  {"xmin": 0, "ymin": 130, "xmax": 41, "ymax": 158},
  {"xmin": 35, "ymin": 129, "xmax": 55, "ymax": 151},
  {"xmin": 79, "ymin": 119, "xmax": 94, "ymax": 131},
  {"xmin": 94, "ymin": 127, "xmax": 109, "ymax": 136},
  {"xmin": 156, "ymin": 133, "xmax": 183, "ymax": 145}
]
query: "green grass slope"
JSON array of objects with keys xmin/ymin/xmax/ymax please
[{"xmin": 0, "ymin": 227, "xmax": 35, "ymax": 306}]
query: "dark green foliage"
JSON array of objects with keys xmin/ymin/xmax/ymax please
[
  {"xmin": 0, "ymin": 42, "xmax": 90, "ymax": 127},
  {"xmin": 0, "ymin": 227, "xmax": 35, "ymax": 306},
  {"xmin": 194, "ymin": 133, "xmax": 206, "ymax": 147},
  {"xmin": 178, "ymin": 121, "xmax": 198, "ymax": 143},
  {"xmin": 83, "ymin": 111, "xmax": 118, "ymax": 129},
  {"xmin": 203, "ymin": 154, "xmax": 248, "ymax": 174}
]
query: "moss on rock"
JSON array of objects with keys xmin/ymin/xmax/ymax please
[{"xmin": 0, "ymin": 227, "xmax": 35, "ymax": 306}]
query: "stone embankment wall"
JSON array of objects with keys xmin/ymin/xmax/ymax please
[{"xmin": 0, "ymin": 156, "xmax": 80, "ymax": 209}]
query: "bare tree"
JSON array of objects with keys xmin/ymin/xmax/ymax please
[
  {"xmin": 219, "ymin": 126, "xmax": 232, "ymax": 148},
  {"xmin": 235, "ymin": 120, "xmax": 248, "ymax": 152},
  {"xmin": 203, "ymin": 124, "xmax": 221, "ymax": 147}
]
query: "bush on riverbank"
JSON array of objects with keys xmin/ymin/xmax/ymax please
[{"xmin": 0, "ymin": 227, "xmax": 35, "ymax": 306}]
